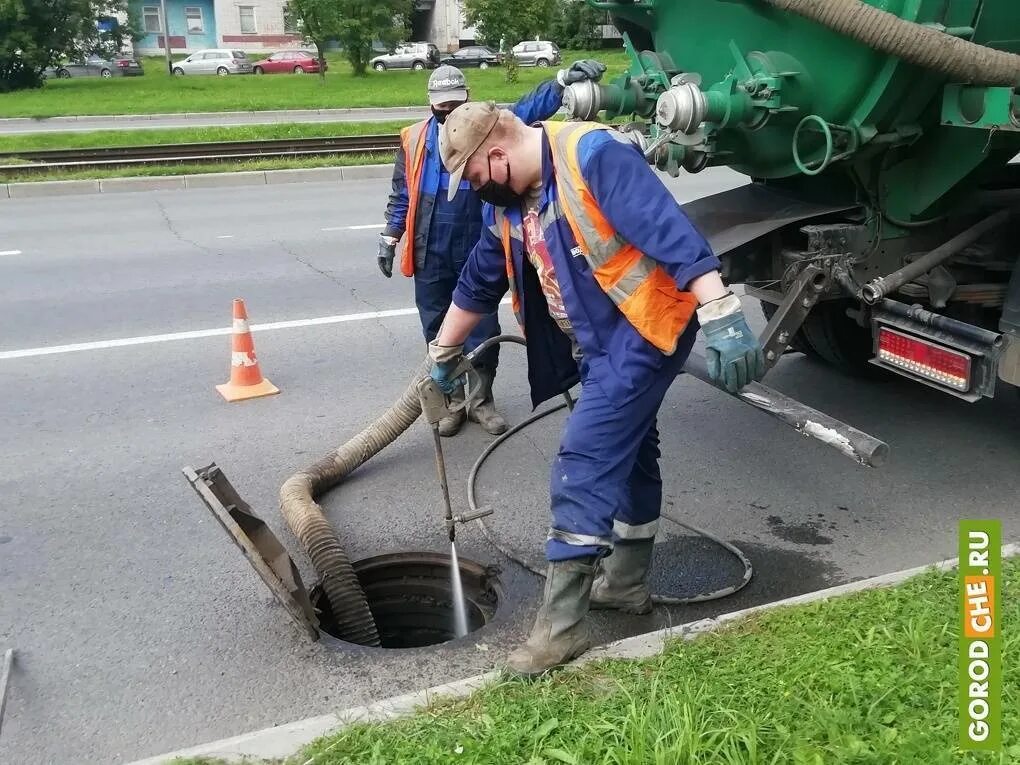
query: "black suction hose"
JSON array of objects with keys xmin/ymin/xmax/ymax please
[{"xmin": 464, "ymin": 335, "xmax": 754, "ymax": 605}]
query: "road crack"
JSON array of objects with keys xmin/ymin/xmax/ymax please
[{"xmin": 275, "ymin": 239, "xmax": 402, "ymax": 345}]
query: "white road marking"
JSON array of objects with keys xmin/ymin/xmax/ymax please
[
  {"xmin": 0, "ymin": 250, "xmax": 23, "ymax": 256},
  {"xmin": 0, "ymin": 307, "xmax": 419, "ymax": 360},
  {"xmin": 321, "ymin": 223, "xmax": 385, "ymax": 231},
  {"xmin": 216, "ymin": 235, "xmax": 234, "ymax": 239},
  {"xmin": 0, "ymin": 298, "xmax": 512, "ymax": 361}
]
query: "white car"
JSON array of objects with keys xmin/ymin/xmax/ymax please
[{"xmin": 172, "ymin": 49, "xmax": 253, "ymax": 76}]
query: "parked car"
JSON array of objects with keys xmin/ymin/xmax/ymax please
[
  {"xmin": 439, "ymin": 46, "xmax": 501, "ymax": 69},
  {"xmin": 511, "ymin": 40, "xmax": 561, "ymax": 67},
  {"xmin": 370, "ymin": 42, "xmax": 440, "ymax": 71},
  {"xmin": 172, "ymin": 49, "xmax": 253, "ymax": 76},
  {"xmin": 251, "ymin": 50, "xmax": 326, "ymax": 75},
  {"xmin": 45, "ymin": 55, "xmax": 143, "ymax": 79}
]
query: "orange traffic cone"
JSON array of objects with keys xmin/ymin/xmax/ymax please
[{"xmin": 216, "ymin": 298, "xmax": 280, "ymax": 402}]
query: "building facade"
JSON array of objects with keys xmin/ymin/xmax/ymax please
[
  {"xmin": 129, "ymin": 0, "xmax": 617, "ymax": 57},
  {"xmin": 129, "ymin": 0, "xmax": 301, "ymax": 54}
]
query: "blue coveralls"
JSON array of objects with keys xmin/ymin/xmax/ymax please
[
  {"xmin": 382, "ymin": 82, "xmax": 564, "ymax": 371},
  {"xmin": 452, "ymin": 130, "xmax": 721, "ymax": 561}
]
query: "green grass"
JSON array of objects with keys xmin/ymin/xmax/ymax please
[
  {"xmin": 191, "ymin": 560, "xmax": 1018, "ymax": 765},
  {"xmin": 0, "ymin": 153, "xmax": 391, "ymax": 183},
  {"xmin": 0, "ymin": 120, "xmax": 414, "ymax": 153},
  {"xmin": 0, "ymin": 49, "xmax": 629, "ymax": 118}
]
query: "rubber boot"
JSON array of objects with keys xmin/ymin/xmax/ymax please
[
  {"xmin": 438, "ymin": 388, "xmax": 466, "ymax": 437},
  {"xmin": 590, "ymin": 539, "xmax": 654, "ymax": 615},
  {"xmin": 467, "ymin": 368, "xmax": 508, "ymax": 436},
  {"xmin": 506, "ymin": 556, "xmax": 597, "ymax": 678}
]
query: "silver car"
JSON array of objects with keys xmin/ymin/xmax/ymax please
[
  {"xmin": 172, "ymin": 49, "xmax": 253, "ymax": 76},
  {"xmin": 370, "ymin": 42, "xmax": 440, "ymax": 71},
  {"xmin": 511, "ymin": 40, "xmax": 561, "ymax": 67}
]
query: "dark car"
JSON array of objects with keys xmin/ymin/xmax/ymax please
[
  {"xmin": 251, "ymin": 50, "xmax": 326, "ymax": 75},
  {"xmin": 44, "ymin": 55, "xmax": 144, "ymax": 79},
  {"xmin": 439, "ymin": 46, "xmax": 501, "ymax": 69}
]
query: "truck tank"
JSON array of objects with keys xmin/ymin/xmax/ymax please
[{"xmin": 567, "ymin": 0, "xmax": 1020, "ymax": 401}]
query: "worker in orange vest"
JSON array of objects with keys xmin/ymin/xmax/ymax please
[
  {"xmin": 378, "ymin": 60, "xmax": 606, "ymax": 437},
  {"xmin": 429, "ymin": 103, "xmax": 765, "ymax": 675}
]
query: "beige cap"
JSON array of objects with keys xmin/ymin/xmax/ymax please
[{"xmin": 439, "ymin": 100, "xmax": 500, "ymax": 201}]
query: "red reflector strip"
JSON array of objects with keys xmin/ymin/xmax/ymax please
[{"xmin": 877, "ymin": 327, "xmax": 971, "ymax": 391}]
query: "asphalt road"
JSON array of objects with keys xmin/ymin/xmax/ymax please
[
  {"xmin": 0, "ymin": 107, "xmax": 433, "ymax": 135},
  {"xmin": 1, "ymin": 170, "xmax": 1018, "ymax": 764}
]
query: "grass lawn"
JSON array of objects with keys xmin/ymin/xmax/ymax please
[
  {"xmin": 0, "ymin": 120, "xmax": 413, "ymax": 153},
  {"xmin": 0, "ymin": 50, "xmax": 629, "ymax": 119},
  {"xmin": 0, "ymin": 153, "xmax": 392, "ymax": 183},
  {"xmin": 175, "ymin": 559, "xmax": 1018, "ymax": 765}
]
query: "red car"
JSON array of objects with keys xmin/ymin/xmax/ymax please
[{"xmin": 251, "ymin": 50, "xmax": 326, "ymax": 75}]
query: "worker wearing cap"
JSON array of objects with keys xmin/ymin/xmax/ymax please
[
  {"xmin": 429, "ymin": 102, "xmax": 765, "ymax": 676},
  {"xmin": 378, "ymin": 60, "xmax": 606, "ymax": 437}
]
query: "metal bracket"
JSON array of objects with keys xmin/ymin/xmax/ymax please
[
  {"xmin": 759, "ymin": 264, "xmax": 829, "ymax": 370},
  {"xmin": 182, "ymin": 464, "xmax": 319, "ymax": 641}
]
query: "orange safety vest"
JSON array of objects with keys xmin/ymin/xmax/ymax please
[
  {"xmin": 494, "ymin": 121, "xmax": 698, "ymax": 355},
  {"xmin": 398, "ymin": 119, "xmax": 431, "ymax": 277}
]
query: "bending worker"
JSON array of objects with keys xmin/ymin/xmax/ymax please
[
  {"xmin": 429, "ymin": 102, "xmax": 766, "ymax": 676},
  {"xmin": 378, "ymin": 60, "xmax": 606, "ymax": 437}
]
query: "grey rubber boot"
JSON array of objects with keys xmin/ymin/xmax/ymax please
[
  {"xmin": 590, "ymin": 539, "xmax": 654, "ymax": 615},
  {"xmin": 506, "ymin": 556, "xmax": 597, "ymax": 678},
  {"xmin": 467, "ymin": 368, "xmax": 508, "ymax": 436},
  {"xmin": 438, "ymin": 388, "xmax": 466, "ymax": 437}
]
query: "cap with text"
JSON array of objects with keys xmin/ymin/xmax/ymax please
[{"xmin": 427, "ymin": 65, "xmax": 468, "ymax": 105}]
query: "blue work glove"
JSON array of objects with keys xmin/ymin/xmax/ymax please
[
  {"xmin": 377, "ymin": 236, "xmax": 397, "ymax": 278},
  {"xmin": 698, "ymin": 293, "xmax": 766, "ymax": 393},
  {"xmin": 557, "ymin": 59, "xmax": 606, "ymax": 87},
  {"xmin": 428, "ymin": 340, "xmax": 465, "ymax": 395}
]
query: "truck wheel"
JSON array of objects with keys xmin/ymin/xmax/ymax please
[{"xmin": 799, "ymin": 299, "xmax": 885, "ymax": 378}]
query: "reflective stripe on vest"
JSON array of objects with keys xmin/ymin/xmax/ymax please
[
  {"xmin": 399, "ymin": 119, "xmax": 430, "ymax": 278},
  {"xmin": 492, "ymin": 208, "xmax": 524, "ymax": 331},
  {"xmin": 543, "ymin": 121, "xmax": 698, "ymax": 354}
]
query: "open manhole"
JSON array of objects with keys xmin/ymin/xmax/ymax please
[
  {"xmin": 184, "ymin": 465, "xmax": 501, "ymax": 650},
  {"xmin": 312, "ymin": 552, "xmax": 501, "ymax": 648}
]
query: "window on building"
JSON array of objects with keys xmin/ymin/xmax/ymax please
[
  {"xmin": 184, "ymin": 6, "xmax": 204, "ymax": 33},
  {"xmin": 283, "ymin": 3, "xmax": 301, "ymax": 34},
  {"xmin": 142, "ymin": 6, "xmax": 161, "ymax": 33},
  {"xmin": 238, "ymin": 6, "xmax": 257, "ymax": 34}
]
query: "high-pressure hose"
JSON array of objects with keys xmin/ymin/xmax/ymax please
[
  {"xmin": 762, "ymin": 0, "xmax": 1020, "ymax": 86},
  {"xmin": 464, "ymin": 336, "xmax": 754, "ymax": 605},
  {"xmin": 279, "ymin": 356, "xmax": 432, "ymax": 646}
]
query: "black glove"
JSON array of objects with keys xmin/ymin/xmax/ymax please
[
  {"xmin": 557, "ymin": 59, "xmax": 607, "ymax": 87},
  {"xmin": 377, "ymin": 236, "xmax": 396, "ymax": 278}
]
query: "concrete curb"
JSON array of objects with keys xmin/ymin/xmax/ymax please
[
  {"xmin": 0, "ymin": 106, "xmax": 428, "ymax": 126},
  {"xmin": 0, "ymin": 164, "xmax": 394, "ymax": 200},
  {"xmin": 126, "ymin": 543, "xmax": 1019, "ymax": 765}
]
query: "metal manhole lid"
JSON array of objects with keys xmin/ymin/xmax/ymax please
[{"xmin": 183, "ymin": 463, "xmax": 318, "ymax": 641}]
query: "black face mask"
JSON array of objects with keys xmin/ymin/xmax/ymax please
[
  {"xmin": 431, "ymin": 106, "xmax": 450, "ymax": 124},
  {"xmin": 477, "ymin": 155, "xmax": 522, "ymax": 207}
]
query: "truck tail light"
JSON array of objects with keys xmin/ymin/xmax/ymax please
[{"xmin": 877, "ymin": 327, "xmax": 971, "ymax": 392}]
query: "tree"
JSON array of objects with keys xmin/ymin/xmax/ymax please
[
  {"xmin": 0, "ymin": 0, "xmax": 134, "ymax": 92},
  {"xmin": 289, "ymin": 0, "xmax": 411, "ymax": 79},
  {"xmin": 462, "ymin": 0, "xmax": 558, "ymax": 50},
  {"xmin": 549, "ymin": 0, "xmax": 603, "ymax": 51}
]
